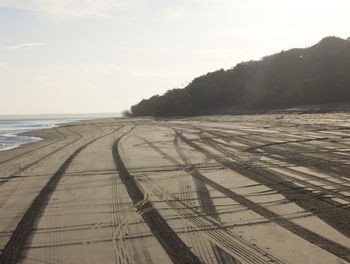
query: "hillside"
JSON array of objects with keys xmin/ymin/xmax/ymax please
[{"xmin": 131, "ymin": 36, "xmax": 350, "ymax": 116}]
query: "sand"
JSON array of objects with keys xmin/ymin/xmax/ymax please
[{"xmin": 0, "ymin": 113, "xmax": 350, "ymax": 264}]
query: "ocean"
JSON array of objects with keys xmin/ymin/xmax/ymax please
[{"xmin": 0, "ymin": 118, "xmax": 84, "ymax": 151}]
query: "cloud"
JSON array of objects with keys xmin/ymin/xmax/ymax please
[
  {"xmin": 6, "ymin": 42, "xmax": 48, "ymax": 50},
  {"xmin": 0, "ymin": 0, "xmax": 147, "ymax": 18}
]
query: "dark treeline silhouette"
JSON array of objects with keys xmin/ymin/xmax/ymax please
[{"xmin": 131, "ymin": 36, "xmax": 350, "ymax": 116}]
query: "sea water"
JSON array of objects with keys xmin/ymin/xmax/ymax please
[{"xmin": 0, "ymin": 118, "xmax": 83, "ymax": 151}]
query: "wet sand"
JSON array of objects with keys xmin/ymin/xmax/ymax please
[{"xmin": 1, "ymin": 113, "xmax": 350, "ymax": 264}]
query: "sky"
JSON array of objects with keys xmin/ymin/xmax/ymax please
[{"xmin": 0, "ymin": 0, "xmax": 349, "ymax": 115}]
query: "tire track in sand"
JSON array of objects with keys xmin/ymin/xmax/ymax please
[
  {"xmin": 142, "ymin": 134, "xmax": 239, "ymax": 264},
  {"xmin": 0, "ymin": 126, "xmax": 122, "ymax": 264},
  {"xmin": 112, "ymin": 126, "xmax": 202, "ymax": 264},
  {"xmin": 173, "ymin": 133, "xmax": 240, "ymax": 264},
  {"xmin": 173, "ymin": 128, "xmax": 350, "ymax": 262}
]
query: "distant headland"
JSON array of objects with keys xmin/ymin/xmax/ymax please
[{"xmin": 129, "ymin": 36, "xmax": 350, "ymax": 117}]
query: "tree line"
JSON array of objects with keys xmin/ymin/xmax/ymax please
[{"xmin": 130, "ymin": 36, "xmax": 350, "ymax": 117}]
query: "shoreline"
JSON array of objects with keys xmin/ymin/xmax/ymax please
[
  {"xmin": 0, "ymin": 117, "xmax": 100, "ymax": 161},
  {"xmin": 0, "ymin": 135, "xmax": 42, "ymax": 151},
  {"xmin": 0, "ymin": 117, "xmax": 93, "ymax": 152}
]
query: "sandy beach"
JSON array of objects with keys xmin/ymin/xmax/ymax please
[{"xmin": 1, "ymin": 113, "xmax": 350, "ymax": 264}]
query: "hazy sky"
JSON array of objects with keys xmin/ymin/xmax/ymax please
[{"xmin": 0, "ymin": 0, "xmax": 349, "ymax": 115}]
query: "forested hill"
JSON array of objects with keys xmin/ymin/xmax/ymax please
[{"xmin": 131, "ymin": 36, "xmax": 350, "ymax": 116}]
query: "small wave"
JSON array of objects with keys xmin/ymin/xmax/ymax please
[
  {"xmin": 0, "ymin": 135, "xmax": 42, "ymax": 151},
  {"xmin": 0, "ymin": 117, "xmax": 86, "ymax": 152}
]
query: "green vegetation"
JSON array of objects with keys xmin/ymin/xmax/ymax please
[{"xmin": 131, "ymin": 36, "xmax": 350, "ymax": 116}]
